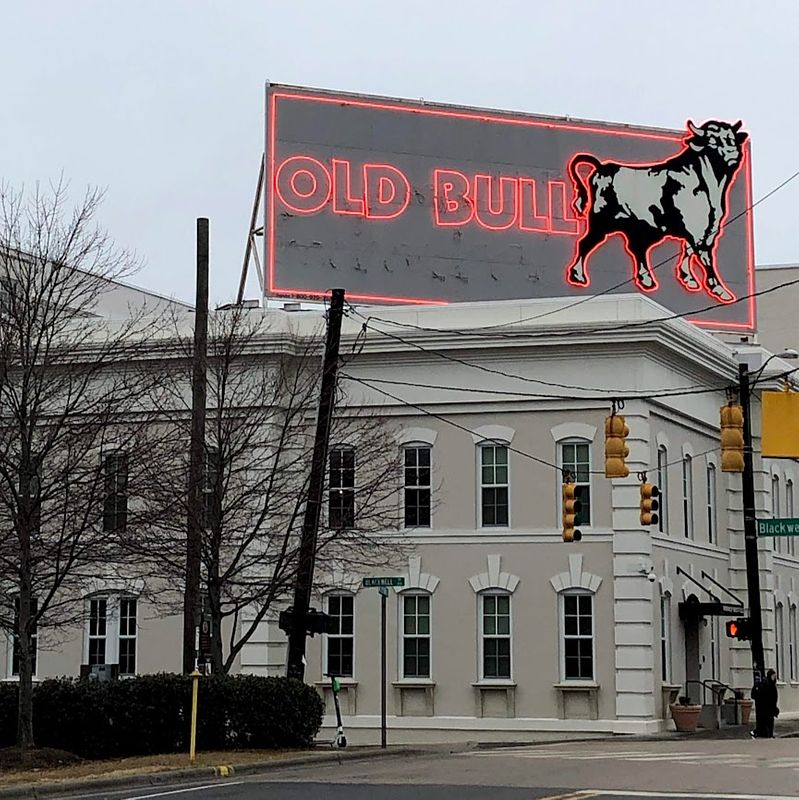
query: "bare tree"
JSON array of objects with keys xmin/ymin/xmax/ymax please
[
  {"xmin": 0, "ymin": 181, "xmax": 165, "ymax": 748},
  {"xmin": 134, "ymin": 305, "xmax": 405, "ymax": 674}
]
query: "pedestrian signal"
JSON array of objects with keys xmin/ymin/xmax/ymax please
[
  {"xmin": 640, "ymin": 482, "xmax": 659, "ymax": 526},
  {"xmin": 562, "ymin": 482, "xmax": 583, "ymax": 543},
  {"xmin": 605, "ymin": 414, "xmax": 630, "ymax": 478},
  {"xmin": 720, "ymin": 403, "xmax": 745, "ymax": 473},
  {"xmin": 726, "ymin": 617, "xmax": 752, "ymax": 641}
]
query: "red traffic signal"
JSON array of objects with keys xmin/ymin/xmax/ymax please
[{"xmin": 726, "ymin": 617, "xmax": 752, "ymax": 641}]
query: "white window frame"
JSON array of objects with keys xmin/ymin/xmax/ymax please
[
  {"xmin": 83, "ymin": 594, "xmax": 139, "ymax": 674},
  {"xmin": 772, "ymin": 474, "xmax": 782, "ymax": 553},
  {"xmin": 558, "ymin": 438, "xmax": 592, "ymax": 528},
  {"xmin": 400, "ymin": 592, "xmax": 431, "ymax": 679},
  {"xmin": 324, "ymin": 592, "xmax": 355, "ymax": 678},
  {"xmin": 118, "ymin": 596, "xmax": 138, "ymax": 676},
  {"xmin": 682, "ymin": 455, "xmax": 694, "ymax": 539},
  {"xmin": 790, "ymin": 603, "xmax": 797, "ymax": 682},
  {"xmin": 479, "ymin": 591, "xmax": 512, "ymax": 681},
  {"xmin": 657, "ymin": 445, "xmax": 669, "ymax": 534},
  {"xmin": 478, "ymin": 442, "xmax": 510, "ymax": 528},
  {"xmin": 776, "ymin": 601, "xmax": 785, "ymax": 680},
  {"xmin": 560, "ymin": 590, "xmax": 596, "ymax": 682},
  {"xmin": 402, "ymin": 444, "xmax": 432, "ymax": 529},
  {"xmin": 706, "ymin": 462, "xmax": 717, "ymax": 544},
  {"xmin": 788, "ymin": 479, "xmax": 796, "ymax": 557},
  {"xmin": 328, "ymin": 447, "xmax": 356, "ymax": 530},
  {"xmin": 660, "ymin": 592, "xmax": 672, "ymax": 684}
]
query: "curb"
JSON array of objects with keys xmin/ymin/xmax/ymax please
[{"xmin": 0, "ymin": 746, "xmax": 438, "ymax": 799}]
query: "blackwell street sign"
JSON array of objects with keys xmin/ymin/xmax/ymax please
[
  {"xmin": 757, "ymin": 518, "xmax": 799, "ymax": 537},
  {"xmin": 363, "ymin": 577, "xmax": 405, "ymax": 588}
]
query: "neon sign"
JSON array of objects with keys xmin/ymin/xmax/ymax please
[{"xmin": 265, "ymin": 85, "xmax": 755, "ymax": 331}]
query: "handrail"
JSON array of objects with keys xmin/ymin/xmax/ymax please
[{"xmin": 683, "ymin": 679, "xmax": 740, "ymax": 723}]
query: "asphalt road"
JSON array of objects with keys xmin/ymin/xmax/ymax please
[{"xmin": 53, "ymin": 739, "xmax": 799, "ymax": 800}]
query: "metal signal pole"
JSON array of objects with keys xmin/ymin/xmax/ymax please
[
  {"xmin": 739, "ymin": 362, "xmax": 767, "ymax": 733},
  {"xmin": 286, "ymin": 288, "xmax": 346, "ymax": 681}
]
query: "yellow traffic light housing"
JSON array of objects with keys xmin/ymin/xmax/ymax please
[
  {"xmin": 640, "ymin": 482, "xmax": 660, "ymax": 526},
  {"xmin": 605, "ymin": 414, "xmax": 630, "ymax": 478},
  {"xmin": 720, "ymin": 403, "xmax": 745, "ymax": 473},
  {"xmin": 562, "ymin": 482, "xmax": 583, "ymax": 543}
]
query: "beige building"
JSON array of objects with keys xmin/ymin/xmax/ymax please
[{"xmin": 6, "ymin": 285, "xmax": 799, "ymax": 739}]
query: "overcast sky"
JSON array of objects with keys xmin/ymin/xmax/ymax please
[{"xmin": 2, "ymin": 0, "xmax": 798, "ymax": 305}]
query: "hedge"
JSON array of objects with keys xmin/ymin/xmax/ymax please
[{"xmin": 0, "ymin": 674, "xmax": 324, "ymax": 759}]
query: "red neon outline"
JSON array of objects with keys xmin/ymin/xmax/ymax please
[
  {"xmin": 548, "ymin": 181, "xmax": 583, "ymax": 235},
  {"xmin": 274, "ymin": 155, "xmax": 331, "ymax": 215},
  {"xmin": 566, "ymin": 123, "xmax": 748, "ymax": 307},
  {"xmin": 473, "ymin": 174, "xmax": 518, "ymax": 231},
  {"xmin": 364, "ymin": 163, "xmax": 411, "ymax": 220},
  {"xmin": 290, "ymin": 169, "xmax": 317, "ymax": 199},
  {"xmin": 518, "ymin": 178, "xmax": 548, "ymax": 232},
  {"xmin": 433, "ymin": 169, "xmax": 474, "ymax": 226},
  {"xmin": 267, "ymin": 92, "xmax": 755, "ymax": 324},
  {"xmin": 332, "ymin": 158, "xmax": 365, "ymax": 216}
]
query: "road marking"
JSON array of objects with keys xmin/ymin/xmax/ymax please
[
  {"xmin": 125, "ymin": 782, "xmax": 245, "ymax": 800},
  {"xmin": 536, "ymin": 792, "xmax": 600, "ymax": 800}
]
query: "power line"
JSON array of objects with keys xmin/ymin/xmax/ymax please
[
  {"xmin": 343, "ymin": 372, "xmax": 720, "ymax": 477},
  {"xmin": 351, "ymin": 164, "xmax": 799, "ymax": 338},
  {"xmin": 347, "ymin": 307, "xmax": 733, "ymax": 398}
]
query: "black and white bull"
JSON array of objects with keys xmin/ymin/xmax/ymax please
[{"xmin": 565, "ymin": 120, "xmax": 748, "ymax": 303}]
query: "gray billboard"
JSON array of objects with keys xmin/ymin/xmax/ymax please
[{"xmin": 265, "ymin": 84, "xmax": 755, "ymax": 331}]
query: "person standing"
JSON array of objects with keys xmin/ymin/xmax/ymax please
[{"xmin": 752, "ymin": 669, "xmax": 779, "ymax": 738}]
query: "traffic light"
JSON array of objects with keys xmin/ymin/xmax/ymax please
[
  {"xmin": 605, "ymin": 414, "xmax": 630, "ymax": 478},
  {"xmin": 562, "ymin": 482, "xmax": 583, "ymax": 543},
  {"xmin": 640, "ymin": 482, "xmax": 659, "ymax": 526},
  {"xmin": 720, "ymin": 403, "xmax": 745, "ymax": 473},
  {"xmin": 726, "ymin": 617, "xmax": 753, "ymax": 641},
  {"xmin": 278, "ymin": 607, "xmax": 337, "ymax": 637}
]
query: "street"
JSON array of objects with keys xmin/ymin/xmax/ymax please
[{"xmin": 51, "ymin": 738, "xmax": 799, "ymax": 800}]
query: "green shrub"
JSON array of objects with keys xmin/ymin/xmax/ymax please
[{"xmin": 1, "ymin": 673, "xmax": 323, "ymax": 759}]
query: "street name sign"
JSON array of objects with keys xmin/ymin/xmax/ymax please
[
  {"xmin": 363, "ymin": 577, "xmax": 405, "ymax": 588},
  {"xmin": 757, "ymin": 518, "xmax": 799, "ymax": 537}
]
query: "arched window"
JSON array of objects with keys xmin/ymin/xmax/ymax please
[
  {"xmin": 682, "ymin": 455, "xmax": 693, "ymax": 539},
  {"xmin": 401, "ymin": 592, "xmax": 431, "ymax": 678},
  {"xmin": 325, "ymin": 592, "xmax": 355, "ymax": 678},
  {"xmin": 776, "ymin": 601, "xmax": 785, "ymax": 680},
  {"xmin": 480, "ymin": 592, "xmax": 511, "ymax": 679},
  {"xmin": 559, "ymin": 439, "xmax": 592, "ymax": 527},
  {"xmin": 657, "ymin": 446, "xmax": 669, "ymax": 533},
  {"xmin": 788, "ymin": 480, "xmax": 796, "ymax": 557},
  {"xmin": 660, "ymin": 591, "xmax": 672, "ymax": 683},
  {"xmin": 706, "ymin": 463, "xmax": 717, "ymax": 544},
  {"xmin": 772, "ymin": 475, "xmax": 783, "ymax": 553},
  {"xmin": 479, "ymin": 441, "xmax": 509, "ymax": 527}
]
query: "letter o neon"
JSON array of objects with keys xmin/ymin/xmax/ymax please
[{"xmin": 275, "ymin": 156, "xmax": 331, "ymax": 214}]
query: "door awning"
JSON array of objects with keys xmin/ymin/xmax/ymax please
[{"xmin": 675, "ymin": 566, "xmax": 745, "ymax": 620}]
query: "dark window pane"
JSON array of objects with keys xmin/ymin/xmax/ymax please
[{"xmin": 564, "ymin": 595, "xmax": 577, "ymax": 615}]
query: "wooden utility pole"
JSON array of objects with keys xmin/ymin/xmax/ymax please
[
  {"xmin": 286, "ymin": 288, "xmax": 346, "ymax": 680},
  {"xmin": 183, "ymin": 218, "xmax": 209, "ymax": 673}
]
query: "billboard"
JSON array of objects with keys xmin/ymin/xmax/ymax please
[{"xmin": 265, "ymin": 84, "xmax": 755, "ymax": 330}]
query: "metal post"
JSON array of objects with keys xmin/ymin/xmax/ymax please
[
  {"xmin": 184, "ymin": 218, "xmax": 209, "ymax": 674},
  {"xmin": 381, "ymin": 588, "xmax": 387, "ymax": 749},
  {"xmin": 286, "ymin": 289, "xmax": 346, "ymax": 681},
  {"xmin": 740, "ymin": 362, "xmax": 767, "ymax": 733}
]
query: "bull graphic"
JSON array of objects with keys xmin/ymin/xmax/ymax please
[{"xmin": 565, "ymin": 120, "xmax": 748, "ymax": 304}]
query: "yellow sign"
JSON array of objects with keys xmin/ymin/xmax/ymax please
[{"xmin": 762, "ymin": 389, "xmax": 799, "ymax": 458}]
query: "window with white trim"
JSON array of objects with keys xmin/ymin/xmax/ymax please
[
  {"xmin": 403, "ymin": 446, "xmax": 431, "ymax": 528},
  {"xmin": 790, "ymin": 604, "xmax": 797, "ymax": 682},
  {"xmin": 660, "ymin": 592, "xmax": 672, "ymax": 683},
  {"xmin": 776, "ymin": 601, "xmax": 785, "ymax": 680},
  {"xmin": 326, "ymin": 594, "xmax": 354, "ymax": 677},
  {"xmin": 562, "ymin": 591, "xmax": 594, "ymax": 681},
  {"xmin": 102, "ymin": 451, "xmax": 128, "ymax": 532},
  {"xmin": 772, "ymin": 475, "xmax": 783, "ymax": 553},
  {"xmin": 657, "ymin": 446, "xmax": 668, "ymax": 534},
  {"xmin": 788, "ymin": 480, "xmax": 796, "ymax": 557},
  {"xmin": 682, "ymin": 455, "xmax": 693, "ymax": 539},
  {"xmin": 481, "ymin": 593, "xmax": 511, "ymax": 679},
  {"xmin": 706, "ymin": 463, "xmax": 717, "ymax": 544},
  {"xmin": 559, "ymin": 440, "xmax": 591, "ymax": 526},
  {"xmin": 479, "ymin": 443, "xmax": 509, "ymax": 527},
  {"xmin": 402, "ymin": 594, "xmax": 430, "ymax": 678},
  {"xmin": 84, "ymin": 595, "xmax": 139, "ymax": 674},
  {"xmin": 329, "ymin": 448, "xmax": 355, "ymax": 529},
  {"xmin": 11, "ymin": 597, "xmax": 38, "ymax": 677}
]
